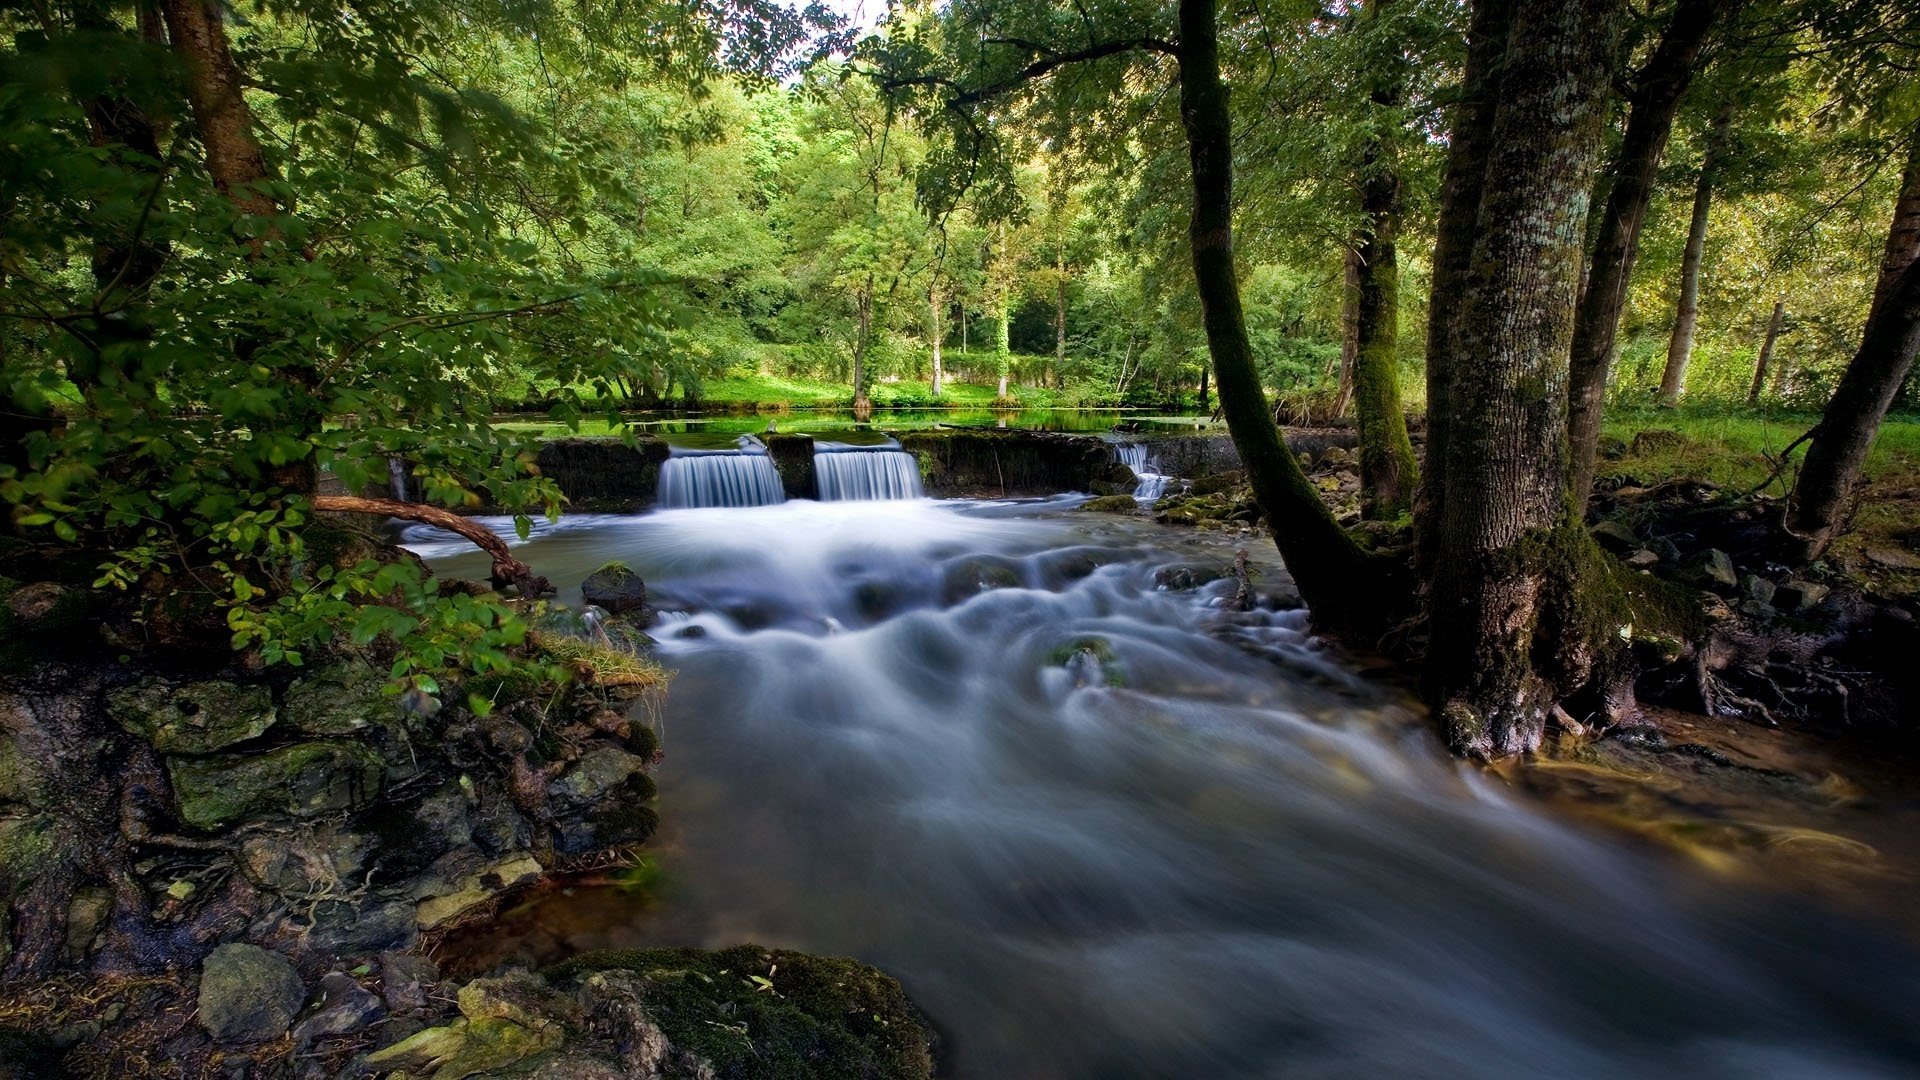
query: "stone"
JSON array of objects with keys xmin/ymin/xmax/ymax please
[
  {"xmin": 580, "ymin": 563, "xmax": 649, "ymax": 616},
  {"xmin": 292, "ymin": 971, "xmax": 386, "ymax": 1048},
  {"xmin": 1590, "ymin": 520, "xmax": 1639, "ymax": 552},
  {"xmin": 1597, "ymin": 436, "xmax": 1629, "ymax": 461},
  {"xmin": 1648, "ymin": 537, "xmax": 1682, "ymax": 563},
  {"xmin": 1189, "ymin": 471, "xmax": 1245, "ymax": 496},
  {"xmin": 1317, "ymin": 446, "xmax": 1353, "ymax": 469},
  {"xmin": 168, "ymin": 741, "xmax": 385, "ymax": 830},
  {"xmin": 239, "ymin": 826, "xmax": 370, "ymax": 894},
  {"xmin": 283, "ymin": 665, "xmax": 395, "ymax": 737},
  {"xmin": 548, "ymin": 748, "xmax": 657, "ymax": 854},
  {"xmin": 198, "ymin": 943, "xmax": 305, "ymax": 1044},
  {"xmin": 5, "ymin": 582, "xmax": 68, "ymax": 624},
  {"xmin": 1153, "ymin": 564, "xmax": 1230, "ymax": 591},
  {"xmin": 304, "ymin": 899, "xmax": 418, "ymax": 956},
  {"xmin": 64, "ymin": 886, "xmax": 112, "ymax": 961},
  {"xmin": 1863, "ymin": 546, "xmax": 1920, "ymax": 571},
  {"xmin": 1738, "ymin": 599, "xmax": 1777, "ymax": 621},
  {"xmin": 1739, "ymin": 574, "xmax": 1777, "ymax": 607},
  {"xmin": 1684, "ymin": 549, "xmax": 1739, "ymax": 591},
  {"xmin": 577, "ymin": 971, "xmax": 672, "ymax": 1074},
  {"xmin": 458, "ymin": 970, "xmax": 581, "ymax": 1033},
  {"xmin": 381, "ymin": 951, "xmax": 441, "ymax": 1012},
  {"xmin": 108, "ymin": 678, "xmax": 276, "ymax": 754},
  {"xmin": 1775, "ymin": 579, "xmax": 1831, "ymax": 612},
  {"xmin": 1079, "ymin": 494, "xmax": 1141, "ymax": 513},
  {"xmin": 413, "ymin": 853, "xmax": 544, "ymax": 929},
  {"xmin": 938, "ymin": 556, "xmax": 1024, "ymax": 604},
  {"xmin": 1623, "ymin": 548, "xmax": 1661, "ymax": 570}
]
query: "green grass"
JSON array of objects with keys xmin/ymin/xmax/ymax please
[{"xmin": 1599, "ymin": 405, "xmax": 1920, "ymax": 495}]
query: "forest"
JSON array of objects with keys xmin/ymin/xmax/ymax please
[{"xmin": 3, "ymin": 0, "xmax": 1920, "ymax": 1077}]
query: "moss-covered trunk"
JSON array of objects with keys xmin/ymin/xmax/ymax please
[
  {"xmin": 1564, "ymin": 0, "xmax": 1725, "ymax": 510},
  {"xmin": 1425, "ymin": 0, "xmax": 1624, "ymax": 758},
  {"xmin": 1786, "ymin": 127, "xmax": 1920, "ymax": 560},
  {"xmin": 1175, "ymin": 0, "xmax": 1386, "ymax": 637}
]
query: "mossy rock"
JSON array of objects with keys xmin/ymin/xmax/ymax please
[
  {"xmin": 284, "ymin": 664, "xmax": 396, "ymax": 736},
  {"xmin": 108, "ymin": 677, "xmax": 276, "ymax": 753},
  {"xmin": 547, "ymin": 945, "xmax": 936, "ymax": 1080},
  {"xmin": 168, "ymin": 741, "xmax": 385, "ymax": 830},
  {"xmin": 1080, "ymin": 494, "xmax": 1142, "ymax": 513}
]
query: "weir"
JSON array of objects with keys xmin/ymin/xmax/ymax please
[
  {"xmin": 813, "ymin": 442, "xmax": 925, "ymax": 500},
  {"xmin": 656, "ymin": 440, "xmax": 786, "ymax": 508},
  {"xmin": 1114, "ymin": 442, "xmax": 1172, "ymax": 503}
]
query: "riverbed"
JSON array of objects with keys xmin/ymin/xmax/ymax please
[{"xmin": 409, "ymin": 497, "xmax": 1920, "ymax": 1079}]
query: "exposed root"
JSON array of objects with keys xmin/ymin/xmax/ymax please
[{"xmin": 310, "ymin": 495, "xmax": 554, "ymax": 597}]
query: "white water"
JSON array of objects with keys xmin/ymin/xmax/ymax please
[
  {"xmin": 1116, "ymin": 442, "xmax": 1174, "ymax": 504},
  {"xmin": 655, "ymin": 447, "xmax": 785, "ymax": 509},
  {"xmin": 814, "ymin": 443, "xmax": 925, "ymax": 501},
  {"xmin": 411, "ymin": 500, "xmax": 1920, "ymax": 1079}
]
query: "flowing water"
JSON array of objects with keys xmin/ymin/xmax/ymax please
[
  {"xmin": 408, "ymin": 499, "xmax": 1920, "ymax": 1079},
  {"xmin": 814, "ymin": 442, "xmax": 926, "ymax": 501},
  {"xmin": 1113, "ymin": 442, "xmax": 1174, "ymax": 505},
  {"xmin": 655, "ymin": 444, "xmax": 786, "ymax": 509}
]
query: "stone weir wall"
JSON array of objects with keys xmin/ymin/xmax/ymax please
[{"xmin": 526, "ymin": 427, "xmax": 1360, "ymax": 508}]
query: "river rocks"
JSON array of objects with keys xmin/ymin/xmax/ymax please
[
  {"xmin": 1863, "ymin": 546, "xmax": 1920, "ymax": 571},
  {"xmin": 1776, "ymin": 579, "xmax": 1830, "ymax": 612},
  {"xmin": 168, "ymin": 741, "xmax": 385, "ymax": 830},
  {"xmin": 580, "ymin": 563, "xmax": 649, "ymax": 617},
  {"xmin": 547, "ymin": 747, "xmax": 658, "ymax": 854},
  {"xmin": 1590, "ymin": 519, "xmax": 1639, "ymax": 553},
  {"xmin": 382, "ymin": 951, "xmax": 441, "ymax": 1012},
  {"xmin": 1154, "ymin": 564, "xmax": 1229, "ymax": 591},
  {"xmin": 109, "ymin": 678, "xmax": 276, "ymax": 754},
  {"xmin": 198, "ymin": 943, "xmax": 305, "ymax": 1043},
  {"xmin": 1740, "ymin": 574, "xmax": 1778, "ymax": 608},
  {"xmin": 292, "ymin": 971, "xmax": 386, "ymax": 1049},
  {"xmin": 1684, "ymin": 549, "xmax": 1739, "ymax": 591},
  {"xmin": 1623, "ymin": 548, "xmax": 1661, "ymax": 570},
  {"xmin": 412, "ymin": 852, "xmax": 545, "ymax": 929},
  {"xmin": 940, "ymin": 556, "xmax": 1024, "ymax": 604},
  {"xmin": 1080, "ymin": 494, "xmax": 1142, "ymax": 513},
  {"xmin": 284, "ymin": 665, "xmax": 395, "ymax": 737}
]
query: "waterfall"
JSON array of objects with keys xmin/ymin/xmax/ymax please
[
  {"xmin": 388, "ymin": 457, "xmax": 410, "ymax": 502},
  {"xmin": 814, "ymin": 443, "xmax": 925, "ymax": 501},
  {"xmin": 657, "ymin": 444, "xmax": 786, "ymax": 509},
  {"xmin": 1115, "ymin": 443, "xmax": 1172, "ymax": 504}
]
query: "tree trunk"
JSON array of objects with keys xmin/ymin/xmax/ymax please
[
  {"xmin": 1351, "ymin": 0, "xmax": 1419, "ymax": 519},
  {"xmin": 993, "ymin": 294, "xmax": 1011, "ymax": 398},
  {"xmin": 1198, "ymin": 364, "xmax": 1210, "ymax": 413},
  {"xmin": 1416, "ymin": 0, "xmax": 1513, "ymax": 570},
  {"xmin": 852, "ymin": 277, "xmax": 874, "ymax": 411},
  {"xmin": 1426, "ymin": 0, "xmax": 1623, "ymax": 758},
  {"xmin": 1659, "ymin": 103, "xmax": 1735, "ymax": 406},
  {"xmin": 1335, "ymin": 246, "xmax": 1361, "ymax": 417},
  {"xmin": 1175, "ymin": 0, "xmax": 1385, "ymax": 636},
  {"xmin": 1563, "ymin": 0, "xmax": 1726, "ymax": 509},
  {"xmin": 311, "ymin": 497, "xmax": 552, "ymax": 596},
  {"xmin": 1785, "ymin": 129, "xmax": 1920, "ymax": 560},
  {"xmin": 1055, "ymin": 252, "xmax": 1068, "ymax": 382},
  {"xmin": 930, "ymin": 284, "xmax": 944, "ymax": 397},
  {"xmin": 1747, "ymin": 298, "xmax": 1785, "ymax": 404},
  {"xmin": 159, "ymin": 0, "xmax": 277, "ymax": 224}
]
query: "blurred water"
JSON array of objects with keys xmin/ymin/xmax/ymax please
[{"xmin": 409, "ymin": 499, "xmax": 1920, "ymax": 1080}]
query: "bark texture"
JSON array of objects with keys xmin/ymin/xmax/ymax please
[
  {"xmin": 929, "ymin": 284, "xmax": 945, "ymax": 396},
  {"xmin": 310, "ymin": 496, "xmax": 553, "ymax": 596},
  {"xmin": 1659, "ymin": 102, "xmax": 1736, "ymax": 405},
  {"xmin": 1426, "ymin": 0, "xmax": 1624, "ymax": 758},
  {"xmin": 1416, "ymin": 0, "xmax": 1513, "ymax": 570},
  {"xmin": 1785, "ymin": 130, "xmax": 1920, "ymax": 560},
  {"xmin": 1175, "ymin": 0, "xmax": 1385, "ymax": 636},
  {"xmin": 1747, "ymin": 298, "xmax": 1785, "ymax": 404},
  {"xmin": 1564, "ymin": 0, "xmax": 1726, "ymax": 509},
  {"xmin": 1335, "ymin": 247, "xmax": 1361, "ymax": 418},
  {"xmin": 159, "ymin": 0, "xmax": 276, "ymax": 222}
]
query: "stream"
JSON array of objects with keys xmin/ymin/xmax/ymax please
[{"xmin": 407, "ymin": 497, "xmax": 1920, "ymax": 1079}]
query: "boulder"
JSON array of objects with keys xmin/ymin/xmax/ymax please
[
  {"xmin": 108, "ymin": 678, "xmax": 275, "ymax": 754},
  {"xmin": 547, "ymin": 748, "xmax": 658, "ymax": 855},
  {"xmin": 1683, "ymin": 549, "xmax": 1739, "ymax": 592},
  {"xmin": 580, "ymin": 563, "xmax": 650, "ymax": 616},
  {"xmin": 381, "ymin": 951, "xmax": 441, "ymax": 1012},
  {"xmin": 1864, "ymin": 546, "xmax": 1920, "ymax": 572},
  {"xmin": 412, "ymin": 853, "xmax": 544, "ymax": 929},
  {"xmin": 5, "ymin": 582, "xmax": 68, "ymax": 624},
  {"xmin": 1080, "ymin": 494, "xmax": 1142, "ymax": 513},
  {"xmin": 168, "ymin": 741, "xmax": 385, "ymax": 830},
  {"xmin": 1623, "ymin": 548, "xmax": 1661, "ymax": 570},
  {"xmin": 939, "ymin": 556, "xmax": 1024, "ymax": 605},
  {"xmin": 198, "ymin": 943, "xmax": 305, "ymax": 1043},
  {"xmin": 1648, "ymin": 536, "xmax": 1683, "ymax": 563},
  {"xmin": 292, "ymin": 971, "xmax": 385, "ymax": 1049},
  {"xmin": 1590, "ymin": 520, "xmax": 1639, "ymax": 553},
  {"xmin": 1739, "ymin": 574, "xmax": 1777, "ymax": 608},
  {"xmin": 1775, "ymin": 580, "xmax": 1830, "ymax": 612},
  {"xmin": 283, "ymin": 665, "xmax": 395, "ymax": 737}
]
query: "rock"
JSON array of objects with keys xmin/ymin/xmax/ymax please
[
  {"xmin": 381, "ymin": 951, "xmax": 441, "ymax": 1012},
  {"xmin": 459, "ymin": 971, "xmax": 581, "ymax": 1033},
  {"xmin": 108, "ymin": 678, "xmax": 276, "ymax": 754},
  {"xmin": 64, "ymin": 885, "xmax": 112, "ymax": 961},
  {"xmin": 576, "ymin": 971, "xmax": 672, "ymax": 1074},
  {"xmin": 1863, "ymin": 546, "xmax": 1920, "ymax": 571},
  {"xmin": 168, "ymin": 741, "xmax": 385, "ymax": 830},
  {"xmin": 548, "ymin": 748, "xmax": 657, "ymax": 854},
  {"xmin": 1648, "ymin": 537, "xmax": 1683, "ymax": 563},
  {"xmin": 1623, "ymin": 548, "xmax": 1661, "ymax": 570},
  {"xmin": 1775, "ymin": 580, "xmax": 1830, "ymax": 612},
  {"xmin": 5, "ymin": 582, "xmax": 68, "ymax": 624},
  {"xmin": 199, "ymin": 943, "xmax": 305, "ymax": 1043},
  {"xmin": 367, "ymin": 1016, "xmax": 559, "ymax": 1078},
  {"xmin": 1597, "ymin": 435, "xmax": 1629, "ymax": 461},
  {"xmin": 240, "ymin": 825, "xmax": 370, "ymax": 894},
  {"xmin": 413, "ymin": 853, "xmax": 544, "ymax": 929},
  {"xmin": 1739, "ymin": 574, "xmax": 1777, "ymax": 607},
  {"xmin": 580, "ymin": 563, "xmax": 649, "ymax": 616},
  {"xmin": 292, "ymin": 971, "xmax": 386, "ymax": 1049},
  {"xmin": 1316, "ymin": 446, "xmax": 1353, "ymax": 469},
  {"xmin": 1189, "ymin": 470, "xmax": 1245, "ymax": 496},
  {"xmin": 1590, "ymin": 520, "xmax": 1639, "ymax": 552},
  {"xmin": 1683, "ymin": 549, "xmax": 1738, "ymax": 591},
  {"xmin": 283, "ymin": 665, "xmax": 396, "ymax": 737},
  {"xmin": 938, "ymin": 556, "xmax": 1024, "ymax": 605},
  {"xmin": 1079, "ymin": 494, "xmax": 1141, "ymax": 513},
  {"xmin": 1153, "ymin": 564, "xmax": 1230, "ymax": 591},
  {"xmin": 303, "ymin": 898, "xmax": 418, "ymax": 956},
  {"xmin": 1738, "ymin": 599, "xmax": 1777, "ymax": 621}
]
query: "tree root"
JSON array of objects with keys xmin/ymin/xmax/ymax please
[{"xmin": 310, "ymin": 495, "xmax": 554, "ymax": 597}]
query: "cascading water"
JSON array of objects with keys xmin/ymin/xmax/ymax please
[
  {"xmin": 1115, "ymin": 441, "xmax": 1173, "ymax": 503},
  {"xmin": 388, "ymin": 456, "xmax": 410, "ymax": 502},
  {"xmin": 408, "ymin": 500, "xmax": 1920, "ymax": 1079},
  {"xmin": 656, "ymin": 440, "xmax": 785, "ymax": 509},
  {"xmin": 813, "ymin": 441, "xmax": 924, "ymax": 501}
]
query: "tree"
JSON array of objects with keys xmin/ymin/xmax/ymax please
[
  {"xmin": 1658, "ymin": 100, "xmax": 1737, "ymax": 404},
  {"xmin": 1748, "ymin": 297, "xmax": 1787, "ymax": 402}
]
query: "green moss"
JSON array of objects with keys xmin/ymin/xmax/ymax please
[
  {"xmin": 167, "ymin": 741, "xmax": 386, "ymax": 830},
  {"xmin": 534, "ymin": 635, "xmax": 672, "ymax": 691},
  {"xmin": 547, "ymin": 945, "xmax": 935, "ymax": 1080}
]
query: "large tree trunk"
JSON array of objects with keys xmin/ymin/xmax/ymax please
[
  {"xmin": 852, "ymin": 278, "xmax": 874, "ymax": 411},
  {"xmin": 930, "ymin": 283, "xmax": 945, "ymax": 396},
  {"xmin": 1747, "ymin": 298, "xmax": 1785, "ymax": 404},
  {"xmin": 1054, "ymin": 252, "xmax": 1068, "ymax": 383},
  {"xmin": 1659, "ymin": 102, "xmax": 1735, "ymax": 406},
  {"xmin": 1426, "ymin": 0, "xmax": 1624, "ymax": 758},
  {"xmin": 1563, "ymin": 0, "xmax": 1726, "ymax": 509},
  {"xmin": 1175, "ymin": 0, "xmax": 1385, "ymax": 636},
  {"xmin": 1785, "ymin": 129, "xmax": 1920, "ymax": 560},
  {"xmin": 1351, "ymin": 0, "xmax": 1419, "ymax": 519},
  {"xmin": 1417, "ymin": 0, "xmax": 1514, "ymax": 570}
]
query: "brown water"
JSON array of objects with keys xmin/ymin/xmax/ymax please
[{"xmin": 409, "ymin": 497, "xmax": 1920, "ymax": 1079}]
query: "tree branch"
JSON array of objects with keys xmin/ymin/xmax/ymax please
[{"xmin": 311, "ymin": 495, "xmax": 553, "ymax": 597}]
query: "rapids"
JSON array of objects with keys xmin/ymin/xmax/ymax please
[{"xmin": 407, "ymin": 498, "xmax": 1920, "ymax": 1079}]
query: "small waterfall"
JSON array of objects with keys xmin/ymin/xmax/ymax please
[
  {"xmin": 657, "ymin": 442, "xmax": 786, "ymax": 509},
  {"xmin": 1115, "ymin": 443, "xmax": 1172, "ymax": 504},
  {"xmin": 388, "ymin": 457, "xmax": 411, "ymax": 502},
  {"xmin": 814, "ymin": 443, "xmax": 924, "ymax": 501}
]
